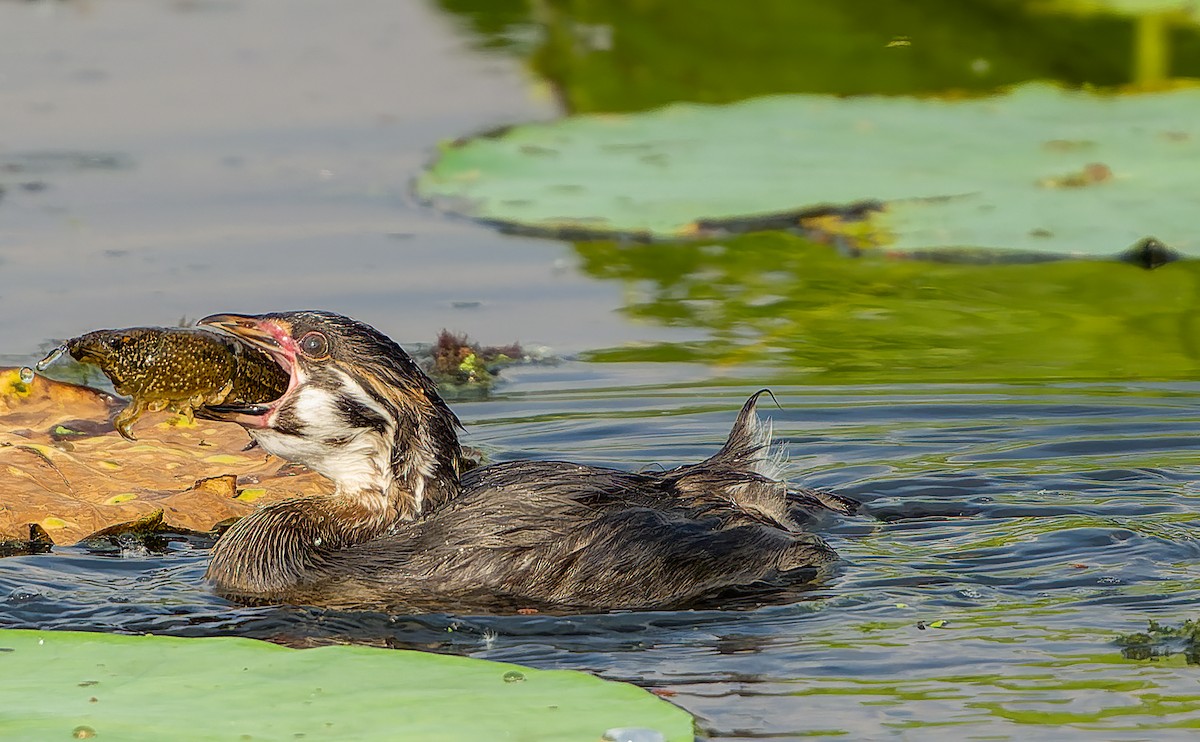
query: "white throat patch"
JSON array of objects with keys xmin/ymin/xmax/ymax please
[{"xmin": 254, "ymin": 370, "xmax": 396, "ymax": 499}]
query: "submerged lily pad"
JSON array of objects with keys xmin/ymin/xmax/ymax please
[
  {"xmin": 417, "ymin": 84, "xmax": 1200, "ymax": 257},
  {"xmin": 0, "ymin": 629, "xmax": 692, "ymax": 741}
]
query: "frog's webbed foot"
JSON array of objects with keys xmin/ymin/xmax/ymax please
[
  {"xmin": 211, "ymin": 381, "xmax": 234, "ymax": 406},
  {"xmin": 113, "ymin": 401, "xmax": 147, "ymax": 441}
]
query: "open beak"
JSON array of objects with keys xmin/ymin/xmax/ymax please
[
  {"xmin": 198, "ymin": 313, "xmax": 283, "ymax": 353},
  {"xmin": 196, "ymin": 313, "xmax": 297, "ymax": 426},
  {"xmin": 195, "ymin": 402, "xmax": 271, "ymax": 420}
]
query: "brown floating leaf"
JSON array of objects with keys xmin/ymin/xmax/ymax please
[
  {"xmin": 191, "ymin": 474, "xmax": 238, "ymax": 498},
  {"xmin": 81, "ymin": 508, "xmax": 168, "ymax": 541},
  {"xmin": 0, "ymin": 368, "xmax": 333, "ymax": 546}
]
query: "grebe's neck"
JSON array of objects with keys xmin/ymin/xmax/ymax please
[
  {"xmin": 209, "ymin": 388, "xmax": 466, "ymax": 597},
  {"xmin": 249, "ymin": 363, "xmax": 466, "ymax": 521},
  {"xmin": 205, "ymin": 491, "xmax": 396, "ymax": 598},
  {"xmin": 384, "ymin": 384, "xmax": 464, "ymax": 518}
]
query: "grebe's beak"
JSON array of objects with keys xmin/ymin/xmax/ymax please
[
  {"xmin": 198, "ymin": 313, "xmax": 282, "ymax": 352},
  {"xmin": 196, "ymin": 312, "xmax": 299, "ymax": 425},
  {"xmin": 199, "ymin": 311, "xmax": 301, "ymax": 374}
]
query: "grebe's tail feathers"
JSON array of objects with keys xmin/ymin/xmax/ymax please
[
  {"xmin": 721, "ymin": 390, "xmax": 861, "ymax": 516},
  {"xmin": 789, "ymin": 486, "xmax": 860, "ymax": 516},
  {"xmin": 711, "ymin": 389, "xmax": 788, "ymax": 480}
]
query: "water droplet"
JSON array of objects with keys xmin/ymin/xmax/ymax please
[
  {"xmin": 502, "ymin": 670, "xmax": 525, "ymax": 683},
  {"xmin": 35, "ymin": 344, "xmax": 67, "ymax": 371},
  {"xmin": 602, "ymin": 728, "xmax": 666, "ymax": 742},
  {"xmin": 7, "ymin": 587, "xmax": 42, "ymax": 603},
  {"xmin": 72, "ymin": 725, "xmax": 96, "ymax": 739},
  {"xmin": 19, "ymin": 367, "xmax": 34, "ymax": 384}
]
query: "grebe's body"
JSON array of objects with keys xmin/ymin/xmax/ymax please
[{"xmin": 199, "ymin": 311, "xmax": 856, "ymax": 612}]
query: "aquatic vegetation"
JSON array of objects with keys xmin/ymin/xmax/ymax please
[
  {"xmin": 0, "ymin": 629, "xmax": 692, "ymax": 741},
  {"xmin": 425, "ymin": 329, "xmax": 524, "ymax": 392},
  {"xmin": 417, "ymin": 84, "xmax": 1200, "ymax": 257},
  {"xmin": 1116, "ymin": 619, "xmax": 1200, "ymax": 663}
]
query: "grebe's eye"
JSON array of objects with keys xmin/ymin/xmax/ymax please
[{"xmin": 298, "ymin": 331, "xmax": 329, "ymax": 359}]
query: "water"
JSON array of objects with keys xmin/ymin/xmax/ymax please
[
  {"xmin": 3, "ymin": 374, "xmax": 1198, "ymax": 738},
  {"xmin": 4, "ymin": 1, "xmax": 1200, "ymax": 738},
  {"xmin": 34, "ymin": 345, "xmax": 66, "ymax": 371},
  {"xmin": 604, "ymin": 728, "xmax": 668, "ymax": 742}
]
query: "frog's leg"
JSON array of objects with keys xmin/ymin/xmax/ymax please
[
  {"xmin": 209, "ymin": 380, "xmax": 234, "ymax": 406},
  {"xmin": 177, "ymin": 398, "xmax": 199, "ymax": 424},
  {"xmin": 160, "ymin": 399, "xmax": 196, "ymax": 428},
  {"xmin": 113, "ymin": 400, "xmax": 148, "ymax": 441}
]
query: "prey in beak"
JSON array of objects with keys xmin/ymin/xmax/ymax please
[
  {"xmin": 193, "ymin": 309, "xmax": 468, "ymax": 521},
  {"xmin": 196, "ymin": 313, "xmax": 301, "ymax": 427}
]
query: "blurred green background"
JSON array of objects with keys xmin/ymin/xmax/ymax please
[
  {"xmin": 441, "ymin": 0, "xmax": 1200, "ymax": 110},
  {"xmin": 427, "ymin": 0, "xmax": 1200, "ymax": 384}
]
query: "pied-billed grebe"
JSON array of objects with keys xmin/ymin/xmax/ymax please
[{"xmin": 197, "ymin": 311, "xmax": 858, "ymax": 612}]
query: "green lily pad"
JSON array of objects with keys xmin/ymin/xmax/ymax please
[
  {"xmin": 417, "ymin": 84, "xmax": 1200, "ymax": 257},
  {"xmin": 0, "ymin": 629, "xmax": 692, "ymax": 741}
]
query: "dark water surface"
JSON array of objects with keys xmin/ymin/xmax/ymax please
[
  {"xmin": 4, "ymin": 1, "xmax": 1200, "ymax": 739},
  {"xmin": 4, "ymin": 374, "xmax": 1200, "ymax": 739}
]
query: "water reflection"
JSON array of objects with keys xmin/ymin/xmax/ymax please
[
  {"xmin": 441, "ymin": 0, "xmax": 1200, "ymax": 112},
  {"xmin": 4, "ymin": 0, "xmax": 1200, "ymax": 738},
  {"xmin": 2, "ymin": 381, "xmax": 1199, "ymax": 737},
  {"xmin": 576, "ymin": 233, "xmax": 1200, "ymax": 383}
]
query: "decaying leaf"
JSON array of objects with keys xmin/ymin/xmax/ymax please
[{"xmin": 0, "ymin": 368, "xmax": 333, "ymax": 547}]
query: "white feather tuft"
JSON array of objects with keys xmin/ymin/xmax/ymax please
[{"xmin": 746, "ymin": 409, "xmax": 791, "ymax": 482}]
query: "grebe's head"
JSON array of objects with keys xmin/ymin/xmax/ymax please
[{"xmin": 198, "ymin": 310, "xmax": 463, "ymax": 518}]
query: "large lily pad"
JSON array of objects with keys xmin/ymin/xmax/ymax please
[
  {"xmin": 0, "ymin": 368, "xmax": 331, "ymax": 547},
  {"xmin": 417, "ymin": 84, "xmax": 1200, "ymax": 257},
  {"xmin": 0, "ymin": 629, "xmax": 692, "ymax": 741}
]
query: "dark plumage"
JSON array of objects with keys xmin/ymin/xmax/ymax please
[{"xmin": 197, "ymin": 310, "xmax": 857, "ymax": 613}]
